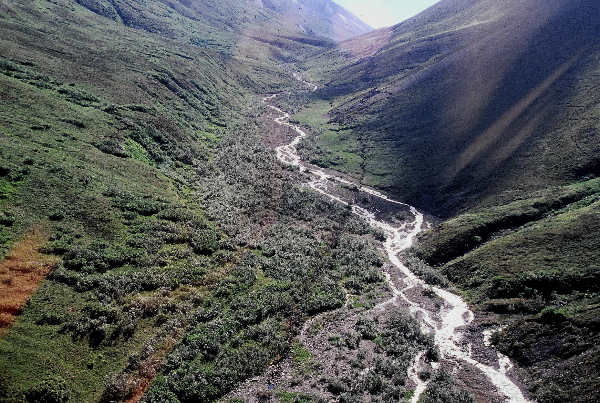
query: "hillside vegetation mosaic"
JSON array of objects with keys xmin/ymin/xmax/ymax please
[{"xmin": 0, "ymin": 1, "xmax": 598, "ymax": 402}]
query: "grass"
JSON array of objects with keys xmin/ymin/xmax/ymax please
[
  {"xmin": 277, "ymin": 391, "xmax": 315, "ymax": 403},
  {"xmin": 0, "ymin": 1, "xmax": 258, "ymax": 398},
  {"xmin": 0, "ymin": 2, "xmax": 373, "ymax": 401},
  {"xmin": 0, "ymin": 281, "xmax": 170, "ymax": 402},
  {"xmin": 413, "ymin": 177, "xmax": 600, "ymax": 308},
  {"xmin": 290, "ymin": 342, "xmax": 314, "ymax": 373},
  {"xmin": 445, "ymin": 199, "xmax": 600, "ymax": 301},
  {"xmin": 416, "ymin": 177, "xmax": 600, "ymax": 265},
  {"xmin": 291, "ymin": 99, "xmax": 364, "ymax": 175}
]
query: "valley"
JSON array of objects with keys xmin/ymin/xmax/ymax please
[
  {"xmin": 0, "ymin": 0, "xmax": 598, "ymax": 402},
  {"xmin": 246, "ymin": 77, "xmax": 533, "ymax": 402}
]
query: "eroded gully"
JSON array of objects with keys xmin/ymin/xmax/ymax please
[{"xmin": 262, "ymin": 75, "xmax": 532, "ymax": 403}]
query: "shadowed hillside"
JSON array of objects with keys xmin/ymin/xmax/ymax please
[{"xmin": 302, "ymin": 0, "xmax": 600, "ymax": 216}]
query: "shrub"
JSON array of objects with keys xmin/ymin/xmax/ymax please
[
  {"xmin": 25, "ymin": 377, "xmax": 71, "ymax": 403},
  {"xmin": 95, "ymin": 140, "xmax": 130, "ymax": 158},
  {"xmin": 539, "ymin": 306, "xmax": 566, "ymax": 324},
  {"xmin": 100, "ymin": 372, "xmax": 134, "ymax": 403},
  {"xmin": 142, "ymin": 377, "xmax": 182, "ymax": 403},
  {"xmin": 421, "ymin": 369, "xmax": 474, "ymax": 403},
  {"xmin": 403, "ymin": 253, "xmax": 448, "ymax": 287},
  {"xmin": 278, "ymin": 391, "xmax": 317, "ymax": 403},
  {"xmin": 356, "ymin": 317, "xmax": 377, "ymax": 340},
  {"xmin": 57, "ymin": 86, "xmax": 99, "ymax": 106},
  {"xmin": 0, "ymin": 211, "xmax": 14, "ymax": 226},
  {"xmin": 190, "ymin": 229, "xmax": 221, "ymax": 255}
]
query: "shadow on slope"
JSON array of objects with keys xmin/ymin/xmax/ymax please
[{"xmin": 307, "ymin": 0, "xmax": 600, "ymax": 217}]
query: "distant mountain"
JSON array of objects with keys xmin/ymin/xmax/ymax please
[
  {"xmin": 247, "ymin": 0, "xmax": 373, "ymax": 41},
  {"xmin": 74, "ymin": 0, "xmax": 371, "ymax": 45},
  {"xmin": 304, "ymin": 0, "xmax": 600, "ymax": 216}
]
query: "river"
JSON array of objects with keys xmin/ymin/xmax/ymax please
[{"xmin": 263, "ymin": 75, "xmax": 532, "ymax": 403}]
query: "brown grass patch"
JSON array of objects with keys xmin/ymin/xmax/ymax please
[
  {"xmin": 119, "ymin": 326, "xmax": 185, "ymax": 403},
  {"xmin": 0, "ymin": 226, "xmax": 57, "ymax": 335}
]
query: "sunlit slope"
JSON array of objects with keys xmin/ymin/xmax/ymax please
[
  {"xmin": 303, "ymin": 0, "xmax": 600, "ymax": 216},
  {"xmin": 74, "ymin": 0, "xmax": 370, "ymax": 48},
  {"xmin": 0, "ymin": 0, "xmax": 366, "ymax": 401},
  {"xmin": 246, "ymin": 0, "xmax": 372, "ymax": 41}
]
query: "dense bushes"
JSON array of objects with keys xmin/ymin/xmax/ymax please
[
  {"xmin": 138, "ymin": 118, "xmax": 390, "ymax": 401},
  {"xmin": 24, "ymin": 377, "xmax": 71, "ymax": 403},
  {"xmin": 312, "ymin": 310, "xmax": 440, "ymax": 402},
  {"xmin": 42, "ymin": 190, "xmax": 226, "ymax": 350},
  {"xmin": 420, "ymin": 369, "xmax": 474, "ymax": 403},
  {"xmin": 378, "ymin": 311, "xmax": 436, "ymax": 361},
  {"xmin": 486, "ymin": 268, "xmax": 600, "ymax": 299},
  {"xmin": 402, "ymin": 253, "xmax": 448, "ymax": 287},
  {"xmin": 145, "ymin": 297, "xmax": 289, "ymax": 402}
]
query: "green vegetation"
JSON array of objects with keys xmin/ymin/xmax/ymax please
[
  {"xmin": 0, "ymin": 2, "xmax": 378, "ymax": 400},
  {"xmin": 287, "ymin": 99, "xmax": 364, "ymax": 175},
  {"xmin": 0, "ymin": 0, "xmax": 369, "ymax": 401},
  {"xmin": 290, "ymin": 342, "xmax": 313, "ymax": 372},
  {"xmin": 277, "ymin": 391, "xmax": 316, "ymax": 403},
  {"xmin": 313, "ymin": 311, "xmax": 439, "ymax": 402},
  {"xmin": 139, "ymin": 120, "xmax": 387, "ymax": 402},
  {"xmin": 2, "ymin": 0, "xmax": 599, "ymax": 402},
  {"xmin": 420, "ymin": 369, "xmax": 474, "ymax": 403},
  {"xmin": 416, "ymin": 177, "xmax": 600, "ymax": 266},
  {"xmin": 0, "ymin": 103, "xmax": 232, "ymax": 399},
  {"xmin": 410, "ymin": 178, "xmax": 600, "ymax": 401}
]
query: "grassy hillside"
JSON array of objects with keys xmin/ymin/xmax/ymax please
[
  {"xmin": 0, "ymin": 0, "xmax": 381, "ymax": 401},
  {"xmin": 412, "ymin": 178, "xmax": 600, "ymax": 402}
]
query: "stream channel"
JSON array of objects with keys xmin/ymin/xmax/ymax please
[{"xmin": 262, "ymin": 74, "xmax": 533, "ymax": 403}]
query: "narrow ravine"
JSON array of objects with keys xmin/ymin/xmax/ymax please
[{"xmin": 263, "ymin": 76, "xmax": 533, "ymax": 403}]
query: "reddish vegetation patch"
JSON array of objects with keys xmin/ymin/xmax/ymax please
[
  {"xmin": 124, "ymin": 328, "xmax": 184, "ymax": 403},
  {"xmin": 0, "ymin": 227, "xmax": 56, "ymax": 335}
]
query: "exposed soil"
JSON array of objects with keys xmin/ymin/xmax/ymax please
[
  {"xmin": 124, "ymin": 326, "xmax": 185, "ymax": 403},
  {"xmin": 0, "ymin": 226, "xmax": 57, "ymax": 335}
]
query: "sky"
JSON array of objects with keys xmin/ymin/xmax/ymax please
[{"xmin": 333, "ymin": 0, "xmax": 441, "ymax": 29}]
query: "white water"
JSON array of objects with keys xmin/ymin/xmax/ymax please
[{"xmin": 263, "ymin": 77, "xmax": 532, "ymax": 403}]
